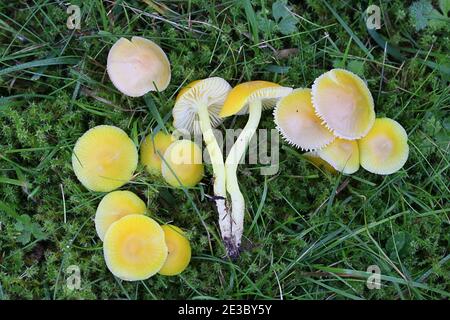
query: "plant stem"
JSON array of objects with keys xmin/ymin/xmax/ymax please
[
  {"xmin": 225, "ymin": 99, "xmax": 262, "ymax": 259},
  {"xmin": 197, "ymin": 101, "xmax": 230, "ymax": 244}
]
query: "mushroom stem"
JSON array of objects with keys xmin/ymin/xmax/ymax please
[
  {"xmin": 197, "ymin": 101, "xmax": 230, "ymax": 244},
  {"xmin": 225, "ymin": 99, "xmax": 262, "ymax": 259}
]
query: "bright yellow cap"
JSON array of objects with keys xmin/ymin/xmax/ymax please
[
  {"xmin": 103, "ymin": 215, "xmax": 167, "ymax": 281},
  {"xmin": 158, "ymin": 225, "xmax": 191, "ymax": 276},
  {"xmin": 161, "ymin": 140, "xmax": 204, "ymax": 187},
  {"xmin": 220, "ymin": 81, "xmax": 293, "ymax": 117},
  {"xmin": 317, "ymin": 138, "xmax": 360, "ymax": 174},
  {"xmin": 311, "ymin": 69, "xmax": 375, "ymax": 140},
  {"xmin": 274, "ymin": 88, "xmax": 335, "ymax": 151},
  {"xmin": 303, "ymin": 151, "xmax": 337, "ymax": 174},
  {"xmin": 175, "ymin": 80, "xmax": 201, "ymax": 103},
  {"xmin": 140, "ymin": 131, "xmax": 174, "ymax": 174},
  {"xmin": 358, "ymin": 118, "xmax": 409, "ymax": 175},
  {"xmin": 72, "ymin": 125, "xmax": 138, "ymax": 192},
  {"xmin": 95, "ymin": 191, "xmax": 147, "ymax": 241},
  {"xmin": 107, "ymin": 36, "xmax": 171, "ymax": 97}
]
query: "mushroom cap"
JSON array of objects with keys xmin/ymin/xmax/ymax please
[
  {"xmin": 140, "ymin": 131, "xmax": 174, "ymax": 174},
  {"xmin": 95, "ymin": 191, "xmax": 147, "ymax": 241},
  {"xmin": 72, "ymin": 125, "xmax": 138, "ymax": 192},
  {"xmin": 274, "ymin": 88, "xmax": 335, "ymax": 151},
  {"xmin": 173, "ymin": 77, "xmax": 231, "ymax": 135},
  {"xmin": 220, "ymin": 80, "xmax": 293, "ymax": 117},
  {"xmin": 107, "ymin": 36, "xmax": 171, "ymax": 97},
  {"xmin": 161, "ymin": 139, "xmax": 204, "ymax": 187},
  {"xmin": 317, "ymin": 138, "xmax": 360, "ymax": 174},
  {"xmin": 358, "ymin": 118, "xmax": 409, "ymax": 175},
  {"xmin": 158, "ymin": 225, "xmax": 191, "ymax": 276},
  {"xmin": 103, "ymin": 215, "xmax": 167, "ymax": 281},
  {"xmin": 303, "ymin": 151, "xmax": 337, "ymax": 174},
  {"xmin": 311, "ymin": 69, "xmax": 375, "ymax": 140}
]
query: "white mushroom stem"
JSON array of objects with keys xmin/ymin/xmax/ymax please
[
  {"xmin": 225, "ymin": 99, "xmax": 262, "ymax": 259},
  {"xmin": 197, "ymin": 101, "xmax": 230, "ymax": 245}
]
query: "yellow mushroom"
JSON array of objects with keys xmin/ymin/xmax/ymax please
[
  {"xmin": 72, "ymin": 125, "xmax": 138, "ymax": 192},
  {"xmin": 158, "ymin": 225, "xmax": 191, "ymax": 276},
  {"xmin": 303, "ymin": 151, "xmax": 337, "ymax": 174},
  {"xmin": 220, "ymin": 80, "xmax": 292, "ymax": 258},
  {"xmin": 103, "ymin": 215, "xmax": 167, "ymax": 281},
  {"xmin": 274, "ymin": 88, "xmax": 335, "ymax": 151},
  {"xmin": 317, "ymin": 138, "xmax": 360, "ymax": 174},
  {"xmin": 140, "ymin": 131, "xmax": 174, "ymax": 174},
  {"xmin": 107, "ymin": 36, "xmax": 171, "ymax": 97},
  {"xmin": 161, "ymin": 139, "xmax": 204, "ymax": 188},
  {"xmin": 311, "ymin": 69, "xmax": 375, "ymax": 140},
  {"xmin": 95, "ymin": 191, "xmax": 147, "ymax": 241},
  {"xmin": 358, "ymin": 118, "xmax": 409, "ymax": 175}
]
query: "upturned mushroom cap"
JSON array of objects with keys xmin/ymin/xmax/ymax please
[
  {"xmin": 161, "ymin": 139, "xmax": 204, "ymax": 187},
  {"xmin": 358, "ymin": 118, "xmax": 409, "ymax": 175},
  {"xmin": 311, "ymin": 69, "xmax": 375, "ymax": 140},
  {"xmin": 140, "ymin": 131, "xmax": 174, "ymax": 174},
  {"xmin": 158, "ymin": 225, "xmax": 191, "ymax": 276},
  {"xmin": 173, "ymin": 77, "xmax": 231, "ymax": 135},
  {"xmin": 103, "ymin": 215, "xmax": 167, "ymax": 281},
  {"xmin": 107, "ymin": 36, "xmax": 171, "ymax": 97},
  {"xmin": 220, "ymin": 80, "xmax": 293, "ymax": 117},
  {"xmin": 274, "ymin": 88, "xmax": 335, "ymax": 151},
  {"xmin": 317, "ymin": 138, "xmax": 360, "ymax": 174},
  {"xmin": 95, "ymin": 191, "xmax": 147, "ymax": 241},
  {"xmin": 72, "ymin": 125, "xmax": 138, "ymax": 192}
]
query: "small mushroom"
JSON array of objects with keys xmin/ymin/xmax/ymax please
[
  {"xmin": 107, "ymin": 36, "xmax": 171, "ymax": 97},
  {"xmin": 95, "ymin": 191, "xmax": 147, "ymax": 241},
  {"xmin": 317, "ymin": 138, "xmax": 360, "ymax": 174},
  {"xmin": 103, "ymin": 215, "xmax": 167, "ymax": 281},
  {"xmin": 358, "ymin": 118, "xmax": 409, "ymax": 175},
  {"xmin": 158, "ymin": 225, "xmax": 191, "ymax": 276},
  {"xmin": 274, "ymin": 88, "xmax": 335, "ymax": 151},
  {"xmin": 140, "ymin": 131, "xmax": 174, "ymax": 174},
  {"xmin": 172, "ymin": 78, "xmax": 231, "ymax": 250},
  {"xmin": 303, "ymin": 151, "xmax": 337, "ymax": 174},
  {"xmin": 161, "ymin": 139, "xmax": 204, "ymax": 188},
  {"xmin": 220, "ymin": 81, "xmax": 292, "ymax": 258},
  {"xmin": 72, "ymin": 125, "xmax": 138, "ymax": 192},
  {"xmin": 311, "ymin": 69, "xmax": 375, "ymax": 140}
]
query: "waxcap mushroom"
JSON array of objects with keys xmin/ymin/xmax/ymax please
[
  {"xmin": 161, "ymin": 139, "xmax": 204, "ymax": 188},
  {"xmin": 140, "ymin": 131, "xmax": 174, "ymax": 174},
  {"xmin": 72, "ymin": 125, "xmax": 138, "ymax": 192},
  {"xmin": 274, "ymin": 88, "xmax": 335, "ymax": 151},
  {"xmin": 220, "ymin": 80, "xmax": 293, "ymax": 118},
  {"xmin": 173, "ymin": 77, "xmax": 231, "ymax": 135},
  {"xmin": 303, "ymin": 151, "xmax": 337, "ymax": 174},
  {"xmin": 95, "ymin": 191, "xmax": 146, "ymax": 241},
  {"xmin": 317, "ymin": 138, "xmax": 360, "ymax": 174},
  {"xmin": 311, "ymin": 68, "xmax": 375, "ymax": 140},
  {"xmin": 103, "ymin": 214, "xmax": 167, "ymax": 281},
  {"xmin": 158, "ymin": 225, "xmax": 191, "ymax": 276},
  {"xmin": 220, "ymin": 80, "xmax": 292, "ymax": 259},
  {"xmin": 358, "ymin": 117, "xmax": 409, "ymax": 175},
  {"xmin": 107, "ymin": 36, "xmax": 171, "ymax": 97}
]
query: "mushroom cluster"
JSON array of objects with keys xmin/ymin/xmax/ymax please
[
  {"xmin": 71, "ymin": 37, "xmax": 198, "ymax": 280},
  {"xmin": 72, "ymin": 36, "xmax": 410, "ymax": 268},
  {"xmin": 274, "ymin": 68, "xmax": 409, "ymax": 176}
]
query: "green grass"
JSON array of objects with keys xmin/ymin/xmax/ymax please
[{"xmin": 0, "ymin": 0, "xmax": 449, "ymax": 300}]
